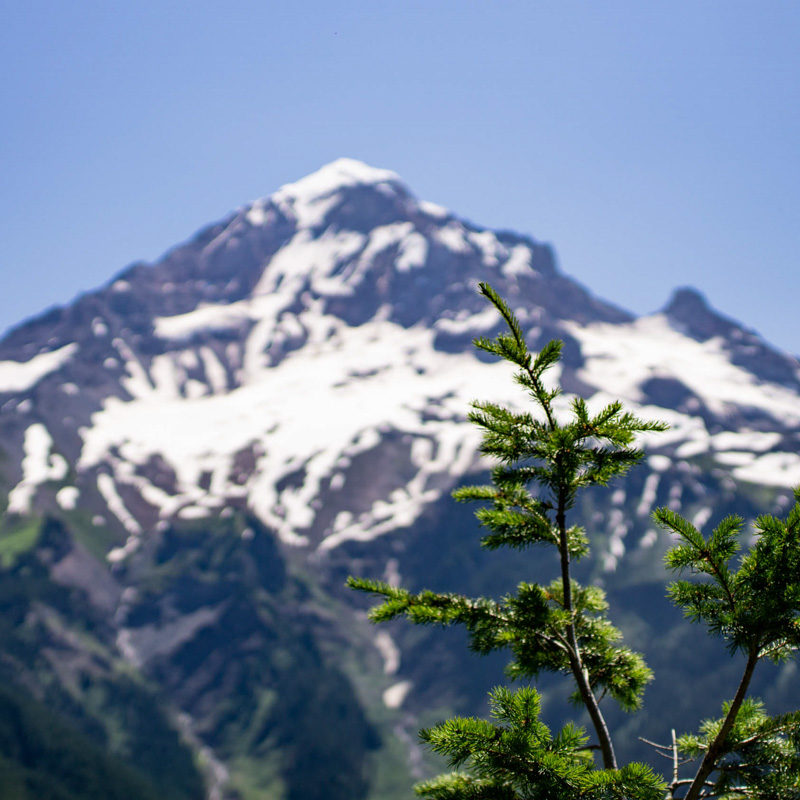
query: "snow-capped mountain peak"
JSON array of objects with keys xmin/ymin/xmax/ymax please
[
  {"xmin": 246, "ymin": 158, "xmax": 406, "ymax": 231},
  {"xmin": 2, "ymin": 161, "xmax": 800, "ymax": 800},
  {"xmin": 272, "ymin": 157, "xmax": 402, "ymax": 207},
  {"xmin": 1, "ymin": 160, "xmax": 799, "ymax": 564}
]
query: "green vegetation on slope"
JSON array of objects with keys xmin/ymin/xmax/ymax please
[
  {"xmin": 0, "ymin": 513, "xmax": 205, "ymax": 800},
  {"xmin": 142, "ymin": 514, "xmax": 383, "ymax": 800},
  {"xmin": 0, "ymin": 683, "xmax": 166, "ymax": 800}
]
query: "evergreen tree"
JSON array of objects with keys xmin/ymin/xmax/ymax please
[{"xmin": 349, "ymin": 283, "xmax": 800, "ymax": 799}]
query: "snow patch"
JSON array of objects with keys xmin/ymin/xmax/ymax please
[
  {"xmin": 636, "ymin": 473, "xmax": 660, "ymax": 517},
  {"xmin": 715, "ymin": 451, "xmax": 756, "ymax": 467},
  {"xmin": 648, "ymin": 454, "xmax": 672, "ymax": 472},
  {"xmin": 640, "ymin": 530, "xmax": 658, "ymax": 549},
  {"xmin": 309, "ymin": 224, "xmax": 409, "ymax": 297},
  {"xmin": 245, "ymin": 202, "xmax": 271, "ymax": 227},
  {"xmin": 418, "ymin": 200, "xmax": 449, "ymax": 219},
  {"xmin": 710, "ymin": 431, "xmax": 781, "ymax": 453},
  {"xmin": 567, "ymin": 314, "xmax": 800, "ymax": 424},
  {"xmin": 155, "ymin": 304, "xmax": 251, "ymax": 340},
  {"xmin": 374, "ymin": 631, "xmax": 401, "ymax": 675},
  {"xmin": 383, "ymin": 680, "xmax": 412, "ymax": 709},
  {"xmin": 178, "ymin": 506, "xmax": 212, "ymax": 520},
  {"xmin": 200, "ymin": 347, "xmax": 228, "ymax": 395},
  {"xmin": 79, "ymin": 315, "xmax": 513, "ymax": 549},
  {"xmin": 732, "ymin": 452, "xmax": 800, "ymax": 488},
  {"xmin": 395, "ymin": 232, "xmax": 428, "ymax": 272},
  {"xmin": 0, "ymin": 343, "xmax": 77, "ymax": 393},
  {"xmin": 7, "ymin": 424, "xmax": 68, "ymax": 514},
  {"xmin": 56, "ymin": 486, "xmax": 80, "ymax": 510},
  {"xmin": 434, "ymin": 306, "xmax": 500, "ymax": 337},
  {"xmin": 503, "ymin": 244, "xmax": 534, "ymax": 276},
  {"xmin": 384, "ymin": 557, "xmax": 401, "ymax": 587},
  {"xmin": 113, "ymin": 338, "xmax": 153, "ymax": 399},
  {"xmin": 434, "ymin": 222, "xmax": 471, "ymax": 254},
  {"xmin": 467, "ymin": 230, "xmax": 505, "ymax": 267},
  {"xmin": 692, "ymin": 507, "xmax": 713, "ymax": 530},
  {"xmin": 97, "ymin": 473, "xmax": 142, "ymax": 537}
]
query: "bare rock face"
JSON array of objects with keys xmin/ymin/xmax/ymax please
[{"xmin": 1, "ymin": 158, "xmax": 799, "ymax": 799}]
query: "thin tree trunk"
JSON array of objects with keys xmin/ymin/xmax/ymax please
[
  {"xmin": 557, "ymin": 488, "xmax": 617, "ymax": 770},
  {"xmin": 682, "ymin": 645, "xmax": 759, "ymax": 800}
]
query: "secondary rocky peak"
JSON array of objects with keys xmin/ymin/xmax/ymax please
[
  {"xmin": 662, "ymin": 286, "xmax": 740, "ymax": 343},
  {"xmin": 664, "ymin": 286, "xmax": 709, "ymax": 316},
  {"xmin": 662, "ymin": 286, "xmax": 800, "ymax": 388}
]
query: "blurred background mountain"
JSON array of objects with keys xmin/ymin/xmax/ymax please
[{"xmin": 0, "ymin": 160, "xmax": 798, "ymax": 798}]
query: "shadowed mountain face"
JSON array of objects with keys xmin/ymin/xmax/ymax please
[{"xmin": 0, "ymin": 158, "xmax": 799, "ymax": 799}]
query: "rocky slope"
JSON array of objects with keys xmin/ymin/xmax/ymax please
[{"xmin": 0, "ymin": 158, "xmax": 799, "ymax": 799}]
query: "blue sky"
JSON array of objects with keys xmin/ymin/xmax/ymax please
[{"xmin": 2, "ymin": 2, "xmax": 798, "ymax": 354}]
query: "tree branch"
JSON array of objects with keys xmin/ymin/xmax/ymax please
[{"xmin": 672, "ymin": 728, "xmax": 679, "ymax": 790}]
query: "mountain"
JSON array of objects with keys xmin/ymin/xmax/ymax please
[{"xmin": 0, "ymin": 158, "xmax": 799, "ymax": 799}]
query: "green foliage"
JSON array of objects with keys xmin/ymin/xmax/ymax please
[
  {"xmin": 347, "ymin": 575, "xmax": 653, "ymax": 715},
  {"xmin": 0, "ymin": 517, "xmax": 40, "ymax": 567},
  {"xmin": 657, "ymin": 489, "xmax": 800, "ymax": 659},
  {"xmin": 677, "ymin": 699, "xmax": 800, "ymax": 799},
  {"xmin": 350, "ymin": 283, "xmax": 800, "ymax": 800},
  {"xmin": 415, "ymin": 687, "xmax": 664, "ymax": 800},
  {"xmin": 654, "ymin": 489, "xmax": 800, "ymax": 799},
  {"xmin": 0, "ymin": 683, "xmax": 168, "ymax": 800},
  {"xmin": 349, "ymin": 289, "xmax": 665, "ymax": 730}
]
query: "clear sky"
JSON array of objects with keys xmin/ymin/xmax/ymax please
[{"xmin": 2, "ymin": 2, "xmax": 798, "ymax": 354}]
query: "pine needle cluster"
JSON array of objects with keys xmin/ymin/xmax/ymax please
[{"xmin": 349, "ymin": 283, "xmax": 800, "ymax": 799}]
